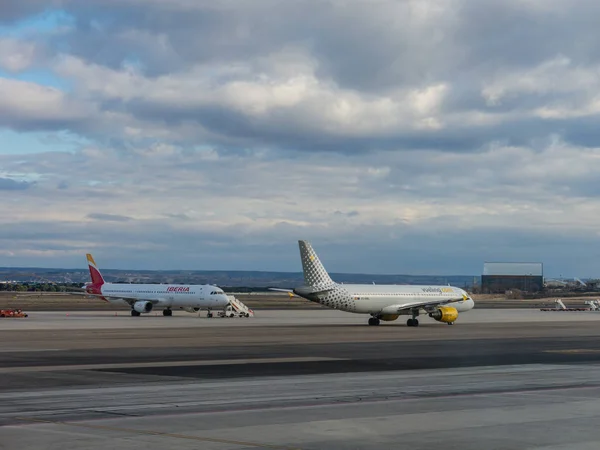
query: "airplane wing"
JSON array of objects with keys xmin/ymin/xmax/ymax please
[
  {"xmin": 81, "ymin": 292, "xmax": 163, "ymax": 305},
  {"xmin": 380, "ymin": 294, "xmax": 469, "ymax": 314}
]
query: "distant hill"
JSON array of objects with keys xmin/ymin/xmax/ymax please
[{"xmin": 0, "ymin": 267, "xmax": 477, "ymax": 288}]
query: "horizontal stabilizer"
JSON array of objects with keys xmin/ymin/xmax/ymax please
[
  {"xmin": 292, "ymin": 285, "xmax": 336, "ymax": 297},
  {"xmin": 268, "ymin": 288, "xmax": 296, "ymax": 298}
]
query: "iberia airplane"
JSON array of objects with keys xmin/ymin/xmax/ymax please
[
  {"xmin": 273, "ymin": 241, "xmax": 475, "ymax": 326},
  {"xmin": 84, "ymin": 254, "xmax": 230, "ymax": 317}
]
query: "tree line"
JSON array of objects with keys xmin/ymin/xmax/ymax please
[{"xmin": 0, "ymin": 283, "xmax": 83, "ymax": 292}]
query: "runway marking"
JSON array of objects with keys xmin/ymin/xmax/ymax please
[
  {"xmin": 0, "ymin": 356, "xmax": 347, "ymax": 373},
  {"xmin": 14, "ymin": 416, "xmax": 302, "ymax": 449},
  {"xmin": 544, "ymin": 349, "xmax": 600, "ymax": 354}
]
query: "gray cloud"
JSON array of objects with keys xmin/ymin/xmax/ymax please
[
  {"xmin": 0, "ymin": 177, "xmax": 34, "ymax": 190},
  {"xmin": 163, "ymin": 213, "xmax": 192, "ymax": 221},
  {"xmin": 1, "ymin": 1, "xmax": 600, "ymax": 153},
  {"xmin": 0, "ymin": 1, "xmax": 57, "ymax": 23},
  {"xmin": 2, "ymin": 1, "xmax": 600, "ymax": 275},
  {"xmin": 86, "ymin": 213, "xmax": 134, "ymax": 222}
]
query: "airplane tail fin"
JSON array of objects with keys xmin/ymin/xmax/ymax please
[
  {"xmin": 86, "ymin": 253, "xmax": 105, "ymax": 286},
  {"xmin": 298, "ymin": 240, "xmax": 334, "ymax": 288}
]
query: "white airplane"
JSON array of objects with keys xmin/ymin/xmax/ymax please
[
  {"xmin": 84, "ymin": 254, "xmax": 230, "ymax": 317},
  {"xmin": 544, "ymin": 277, "xmax": 587, "ymax": 289},
  {"xmin": 274, "ymin": 240, "xmax": 475, "ymax": 327},
  {"xmin": 544, "ymin": 278, "xmax": 568, "ymax": 288}
]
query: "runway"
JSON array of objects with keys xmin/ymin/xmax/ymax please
[{"xmin": 4, "ymin": 309, "xmax": 600, "ymax": 449}]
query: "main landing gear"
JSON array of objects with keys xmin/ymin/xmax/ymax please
[
  {"xmin": 368, "ymin": 316, "xmax": 380, "ymax": 326},
  {"xmin": 407, "ymin": 318, "xmax": 419, "ymax": 327},
  {"xmin": 207, "ymin": 309, "xmax": 213, "ymax": 318},
  {"xmin": 407, "ymin": 309, "xmax": 419, "ymax": 327},
  {"xmin": 162, "ymin": 309, "xmax": 173, "ymax": 317},
  {"xmin": 130, "ymin": 309, "xmax": 141, "ymax": 317}
]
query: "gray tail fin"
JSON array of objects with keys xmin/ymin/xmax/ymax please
[{"xmin": 298, "ymin": 240, "xmax": 334, "ymax": 288}]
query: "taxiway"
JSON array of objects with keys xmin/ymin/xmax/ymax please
[{"xmin": 3, "ymin": 309, "xmax": 600, "ymax": 449}]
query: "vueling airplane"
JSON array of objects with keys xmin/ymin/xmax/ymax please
[
  {"xmin": 84, "ymin": 254, "xmax": 230, "ymax": 317},
  {"xmin": 275, "ymin": 241, "xmax": 475, "ymax": 326}
]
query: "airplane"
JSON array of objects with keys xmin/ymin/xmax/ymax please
[
  {"xmin": 544, "ymin": 277, "xmax": 587, "ymax": 289},
  {"xmin": 544, "ymin": 278, "xmax": 568, "ymax": 288},
  {"xmin": 272, "ymin": 240, "xmax": 475, "ymax": 327},
  {"xmin": 84, "ymin": 254, "xmax": 230, "ymax": 317}
]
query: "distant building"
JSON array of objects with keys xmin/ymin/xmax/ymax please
[{"xmin": 481, "ymin": 262, "xmax": 543, "ymax": 294}]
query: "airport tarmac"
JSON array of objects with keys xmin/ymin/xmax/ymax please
[
  {"xmin": 3, "ymin": 309, "xmax": 600, "ymax": 449},
  {"xmin": 4, "ymin": 307, "xmax": 600, "ymax": 330}
]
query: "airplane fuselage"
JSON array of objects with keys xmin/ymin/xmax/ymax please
[
  {"xmin": 88, "ymin": 283, "xmax": 230, "ymax": 310},
  {"xmin": 295, "ymin": 283, "xmax": 475, "ymax": 315}
]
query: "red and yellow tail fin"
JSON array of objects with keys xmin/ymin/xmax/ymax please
[{"xmin": 86, "ymin": 253, "xmax": 105, "ymax": 286}]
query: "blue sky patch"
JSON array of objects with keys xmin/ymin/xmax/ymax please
[{"xmin": 0, "ymin": 9, "xmax": 75, "ymax": 38}]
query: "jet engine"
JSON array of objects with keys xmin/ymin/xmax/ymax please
[
  {"xmin": 428, "ymin": 306, "xmax": 458, "ymax": 323},
  {"xmin": 133, "ymin": 300, "xmax": 153, "ymax": 314},
  {"xmin": 379, "ymin": 314, "xmax": 399, "ymax": 322}
]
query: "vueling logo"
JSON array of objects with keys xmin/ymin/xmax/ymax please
[{"xmin": 422, "ymin": 287, "xmax": 454, "ymax": 293}]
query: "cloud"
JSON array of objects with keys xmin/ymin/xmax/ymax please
[
  {"xmin": 1, "ymin": 1, "xmax": 600, "ymax": 275},
  {"xmin": 2, "ymin": 1, "xmax": 600, "ymax": 153},
  {"xmin": 0, "ymin": 38, "xmax": 38, "ymax": 71},
  {"xmin": 86, "ymin": 213, "xmax": 133, "ymax": 222},
  {"xmin": 0, "ymin": 78, "xmax": 91, "ymax": 131},
  {"xmin": 0, "ymin": 177, "xmax": 34, "ymax": 190}
]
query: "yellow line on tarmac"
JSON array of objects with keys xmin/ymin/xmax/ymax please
[{"xmin": 15, "ymin": 416, "xmax": 303, "ymax": 450}]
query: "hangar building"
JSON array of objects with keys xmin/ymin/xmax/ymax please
[{"xmin": 481, "ymin": 262, "xmax": 544, "ymax": 294}]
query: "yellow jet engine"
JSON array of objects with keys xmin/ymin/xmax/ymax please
[
  {"xmin": 428, "ymin": 306, "xmax": 459, "ymax": 324},
  {"xmin": 379, "ymin": 314, "xmax": 399, "ymax": 322}
]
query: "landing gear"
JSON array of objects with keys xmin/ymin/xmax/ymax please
[
  {"xmin": 162, "ymin": 309, "xmax": 172, "ymax": 317},
  {"xmin": 207, "ymin": 310, "xmax": 213, "ymax": 318},
  {"xmin": 407, "ymin": 318, "xmax": 419, "ymax": 327},
  {"xmin": 447, "ymin": 322, "xmax": 454, "ymax": 325},
  {"xmin": 130, "ymin": 310, "xmax": 141, "ymax": 317},
  {"xmin": 407, "ymin": 309, "xmax": 420, "ymax": 327},
  {"xmin": 368, "ymin": 317, "xmax": 380, "ymax": 326}
]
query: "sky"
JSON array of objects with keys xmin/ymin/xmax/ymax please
[{"xmin": 1, "ymin": 0, "xmax": 600, "ymax": 277}]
